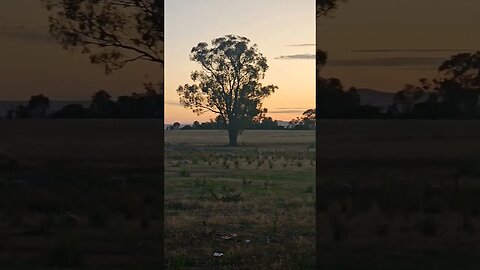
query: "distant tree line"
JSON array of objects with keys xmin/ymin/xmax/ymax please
[
  {"xmin": 317, "ymin": 51, "xmax": 480, "ymax": 119},
  {"xmin": 168, "ymin": 109, "xmax": 316, "ymax": 130},
  {"xmin": 6, "ymin": 84, "xmax": 163, "ymax": 119}
]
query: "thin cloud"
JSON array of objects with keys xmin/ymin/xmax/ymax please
[
  {"xmin": 328, "ymin": 57, "xmax": 445, "ymax": 67},
  {"xmin": 398, "ymin": 67, "xmax": 439, "ymax": 71},
  {"xmin": 165, "ymin": 100, "xmax": 182, "ymax": 106},
  {"xmin": 275, "ymin": 54, "xmax": 315, "ymax": 60},
  {"xmin": 352, "ymin": 49, "xmax": 477, "ymax": 53},
  {"xmin": 288, "ymin": 44, "xmax": 315, "ymax": 47},
  {"xmin": 268, "ymin": 108, "xmax": 307, "ymax": 114},
  {"xmin": 275, "ymin": 107, "xmax": 308, "ymax": 110},
  {"xmin": 0, "ymin": 24, "xmax": 52, "ymax": 43},
  {"xmin": 0, "ymin": 25, "xmax": 27, "ymax": 31}
]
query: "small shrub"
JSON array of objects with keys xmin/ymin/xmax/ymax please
[
  {"xmin": 179, "ymin": 168, "xmax": 191, "ymax": 177},
  {"xmin": 272, "ymin": 214, "xmax": 279, "ymax": 233},
  {"xmin": 303, "ymin": 186, "xmax": 314, "ymax": 193},
  {"xmin": 221, "ymin": 192, "xmax": 242, "ymax": 202},
  {"xmin": 257, "ymin": 160, "xmax": 263, "ymax": 167},
  {"xmin": 242, "ymin": 176, "xmax": 252, "ymax": 186},
  {"xmin": 194, "ymin": 178, "xmax": 206, "ymax": 186}
]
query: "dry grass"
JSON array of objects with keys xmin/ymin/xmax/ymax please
[
  {"xmin": 0, "ymin": 120, "xmax": 163, "ymax": 269},
  {"xmin": 165, "ymin": 130, "xmax": 315, "ymax": 269},
  {"xmin": 315, "ymin": 120, "xmax": 480, "ymax": 270}
]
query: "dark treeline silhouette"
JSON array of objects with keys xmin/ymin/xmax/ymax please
[
  {"xmin": 168, "ymin": 110, "xmax": 316, "ymax": 130},
  {"xmin": 7, "ymin": 87, "xmax": 163, "ymax": 119},
  {"xmin": 6, "ymin": 94, "xmax": 51, "ymax": 119},
  {"xmin": 289, "ymin": 109, "xmax": 316, "ymax": 129},
  {"xmin": 317, "ymin": 51, "xmax": 480, "ymax": 119}
]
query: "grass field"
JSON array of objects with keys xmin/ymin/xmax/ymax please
[
  {"xmin": 165, "ymin": 129, "xmax": 316, "ymax": 269},
  {"xmin": 315, "ymin": 120, "xmax": 480, "ymax": 270},
  {"xmin": 1, "ymin": 120, "xmax": 480, "ymax": 269},
  {"xmin": 165, "ymin": 121, "xmax": 480, "ymax": 269},
  {"xmin": 0, "ymin": 120, "xmax": 164, "ymax": 269}
]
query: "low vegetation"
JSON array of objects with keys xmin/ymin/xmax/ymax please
[{"xmin": 165, "ymin": 130, "xmax": 316, "ymax": 269}]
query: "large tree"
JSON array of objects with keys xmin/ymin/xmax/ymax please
[
  {"xmin": 177, "ymin": 35, "xmax": 277, "ymax": 146},
  {"xmin": 437, "ymin": 52, "xmax": 480, "ymax": 116},
  {"xmin": 439, "ymin": 52, "xmax": 480, "ymax": 90}
]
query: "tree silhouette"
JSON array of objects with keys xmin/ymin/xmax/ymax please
[
  {"xmin": 388, "ymin": 53, "xmax": 480, "ymax": 119},
  {"xmin": 317, "ymin": 77, "xmax": 360, "ymax": 118},
  {"xmin": 43, "ymin": 0, "xmax": 164, "ymax": 74},
  {"xmin": 28, "ymin": 94, "xmax": 50, "ymax": 118},
  {"xmin": 439, "ymin": 52, "xmax": 480, "ymax": 89},
  {"xmin": 90, "ymin": 90, "xmax": 114, "ymax": 117},
  {"xmin": 8, "ymin": 94, "xmax": 51, "ymax": 119},
  {"xmin": 317, "ymin": 0, "xmax": 347, "ymax": 17},
  {"xmin": 393, "ymin": 83, "xmax": 427, "ymax": 115},
  {"xmin": 289, "ymin": 109, "xmax": 316, "ymax": 129},
  {"xmin": 177, "ymin": 35, "xmax": 277, "ymax": 146},
  {"xmin": 43, "ymin": 0, "xmax": 164, "ymax": 119},
  {"xmin": 50, "ymin": 104, "xmax": 88, "ymax": 118}
]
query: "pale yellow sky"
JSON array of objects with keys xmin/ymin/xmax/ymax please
[{"xmin": 165, "ymin": 0, "xmax": 315, "ymax": 124}]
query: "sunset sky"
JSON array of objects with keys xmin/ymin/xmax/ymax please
[
  {"xmin": 165, "ymin": 0, "xmax": 315, "ymax": 124},
  {"xmin": 0, "ymin": 0, "xmax": 159, "ymax": 100},
  {"xmin": 1, "ymin": 0, "xmax": 478, "ymax": 123},
  {"xmin": 318, "ymin": 0, "xmax": 480, "ymax": 92}
]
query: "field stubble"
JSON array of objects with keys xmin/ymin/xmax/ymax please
[{"xmin": 165, "ymin": 129, "xmax": 316, "ymax": 269}]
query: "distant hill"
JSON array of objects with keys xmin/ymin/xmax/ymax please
[
  {"xmin": 355, "ymin": 88, "xmax": 395, "ymax": 112},
  {"xmin": 0, "ymin": 101, "xmax": 90, "ymax": 117}
]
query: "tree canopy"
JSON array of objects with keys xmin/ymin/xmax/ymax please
[
  {"xmin": 177, "ymin": 35, "xmax": 277, "ymax": 146},
  {"xmin": 316, "ymin": 0, "xmax": 347, "ymax": 17},
  {"xmin": 43, "ymin": 0, "xmax": 164, "ymax": 74}
]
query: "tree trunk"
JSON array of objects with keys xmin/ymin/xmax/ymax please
[{"xmin": 228, "ymin": 128, "xmax": 238, "ymax": 146}]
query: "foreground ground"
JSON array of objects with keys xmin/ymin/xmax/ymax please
[
  {"xmin": 315, "ymin": 120, "xmax": 480, "ymax": 270},
  {"xmin": 164, "ymin": 130, "xmax": 316, "ymax": 269},
  {"xmin": 0, "ymin": 120, "xmax": 164, "ymax": 269},
  {"xmin": 0, "ymin": 120, "xmax": 479, "ymax": 269}
]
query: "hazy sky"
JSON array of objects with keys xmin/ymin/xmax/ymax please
[
  {"xmin": 0, "ymin": 0, "xmax": 159, "ymax": 100},
  {"xmin": 165, "ymin": 0, "xmax": 315, "ymax": 123},
  {"xmin": 1, "ymin": 0, "xmax": 478, "ymax": 123},
  {"xmin": 318, "ymin": 0, "xmax": 480, "ymax": 92}
]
